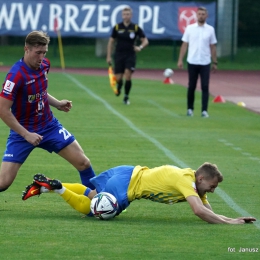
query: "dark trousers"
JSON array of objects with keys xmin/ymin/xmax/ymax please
[{"xmin": 187, "ymin": 63, "xmax": 210, "ymax": 112}]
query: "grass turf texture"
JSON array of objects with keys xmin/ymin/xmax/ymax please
[
  {"xmin": 0, "ymin": 72, "xmax": 260, "ymax": 260},
  {"xmin": 0, "ymin": 45, "xmax": 260, "ymax": 70}
]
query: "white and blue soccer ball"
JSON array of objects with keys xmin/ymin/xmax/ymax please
[
  {"xmin": 163, "ymin": 68, "xmax": 174, "ymax": 78},
  {"xmin": 90, "ymin": 192, "xmax": 118, "ymax": 220}
]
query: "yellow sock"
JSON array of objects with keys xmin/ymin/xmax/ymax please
[
  {"xmin": 62, "ymin": 183, "xmax": 87, "ymax": 195},
  {"xmin": 60, "ymin": 188, "xmax": 91, "ymax": 215}
]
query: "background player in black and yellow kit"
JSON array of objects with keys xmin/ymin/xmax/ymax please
[{"xmin": 106, "ymin": 7, "xmax": 149, "ymax": 105}]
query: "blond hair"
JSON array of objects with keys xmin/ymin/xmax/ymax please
[
  {"xmin": 122, "ymin": 7, "xmax": 132, "ymax": 13},
  {"xmin": 25, "ymin": 31, "xmax": 50, "ymax": 47},
  {"xmin": 197, "ymin": 6, "xmax": 208, "ymax": 13},
  {"xmin": 195, "ymin": 162, "xmax": 223, "ymax": 182}
]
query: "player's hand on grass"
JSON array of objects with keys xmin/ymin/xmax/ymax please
[
  {"xmin": 228, "ymin": 219, "xmax": 244, "ymax": 224},
  {"xmin": 237, "ymin": 217, "xmax": 256, "ymax": 223},
  {"xmin": 58, "ymin": 100, "xmax": 72, "ymax": 112},
  {"xmin": 228, "ymin": 217, "xmax": 256, "ymax": 224}
]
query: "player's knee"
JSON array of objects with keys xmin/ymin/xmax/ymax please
[
  {"xmin": 78, "ymin": 157, "xmax": 91, "ymax": 171},
  {"xmin": 124, "ymin": 73, "xmax": 132, "ymax": 80}
]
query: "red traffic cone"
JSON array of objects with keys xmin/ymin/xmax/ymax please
[
  {"xmin": 213, "ymin": 95, "xmax": 225, "ymax": 103},
  {"xmin": 163, "ymin": 77, "xmax": 174, "ymax": 84}
]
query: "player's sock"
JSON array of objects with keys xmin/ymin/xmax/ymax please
[
  {"xmin": 40, "ymin": 186, "xmax": 52, "ymax": 193},
  {"xmin": 124, "ymin": 80, "xmax": 132, "ymax": 96},
  {"xmin": 84, "ymin": 187, "xmax": 92, "ymax": 196},
  {"xmin": 54, "ymin": 186, "xmax": 66, "ymax": 194},
  {"xmin": 78, "ymin": 166, "xmax": 95, "ymax": 189},
  {"xmin": 63, "ymin": 183, "xmax": 88, "ymax": 195},
  {"xmin": 59, "ymin": 188, "xmax": 91, "ymax": 215}
]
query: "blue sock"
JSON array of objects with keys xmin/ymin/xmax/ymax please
[
  {"xmin": 79, "ymin": 166, "xmax": 96, "ymax": 189},
  {"xmin": 84, "ymin": 187, "xmax": 91, "ymax": 197},
  {"xmin": 84, "ymin": 187, "xmax": 94, "ymax": 217}
]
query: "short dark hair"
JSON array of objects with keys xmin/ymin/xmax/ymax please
[
  {"xmin": 195, "ymin": 162, "xmax": 223, "ymax": 182},
  {"xmin": 25, "ymin": 31, "xmax": 50, "ymax": 47}
]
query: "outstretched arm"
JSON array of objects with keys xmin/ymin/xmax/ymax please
[
  {"xmin": 216, "ymin": 214, "xmax": 255, "ymax": 223},
  {"xmin": 186, "ymin": 196, "xmax": 256, "ymax": 224}
]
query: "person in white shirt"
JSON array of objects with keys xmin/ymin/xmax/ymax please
[{"xmin": 177, "ymin": 7, "xmax": 218, "ymax": 118}]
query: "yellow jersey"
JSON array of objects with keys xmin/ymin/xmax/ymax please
[{"xmin": 127, "ymin": 165, "xmax": 208, "ymax": 205}]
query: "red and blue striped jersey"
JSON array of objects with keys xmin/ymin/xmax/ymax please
[{"xmin": 0, "ymin": 57, "xmax": 54, "ymax": 133}]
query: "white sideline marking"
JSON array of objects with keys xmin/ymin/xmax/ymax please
[
  {"xmin": 66, "ymin": 74, "xmax": 259, "ymax": 228},
  {"xmin": 218, "ymin": 139, "xmax": 260, "ymax": 163}
]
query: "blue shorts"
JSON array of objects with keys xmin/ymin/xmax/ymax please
[
  {"xmin": 90, "ymin": 165, "xmax": 135, "ymax": 215},
  {"xmin": 2, "ymin": 119, "xmax": 75, "ymax": 164}
]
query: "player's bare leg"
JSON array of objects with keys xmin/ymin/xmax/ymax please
[
  {"xmin": 58, "ymin": 140, "xmax": 96, "ymax": 189},
  {"xmin": 58, "ymin": 140, "xmax": 90, "ymax": 170},
  {"xmin": 0, "ymin": 162, "xmax": 21, "ymax": 192}
]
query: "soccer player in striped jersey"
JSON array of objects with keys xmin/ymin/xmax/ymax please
[{"xmin": 0, "ymin": 31, "xmax": 95, "ymax": 194}]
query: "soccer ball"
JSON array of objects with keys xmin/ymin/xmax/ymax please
[
  {"xmin": 90, "ymin": 192, "xmax": 119, "ymax": 220},
  {"xmin": 163, "ymin": 68, "xmax": 174, "ymax": 78}
]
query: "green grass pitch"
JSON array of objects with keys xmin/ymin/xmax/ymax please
[{"xmin": 0, "ymin": 71, "xmax": 259, "ymax": 260}]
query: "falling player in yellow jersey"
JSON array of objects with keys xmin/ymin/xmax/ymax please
[{"xmin": 22, "ymin": 162, "xmax": 256, "ymax": 224}]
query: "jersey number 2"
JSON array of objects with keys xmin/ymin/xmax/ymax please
[{"xmin": 59, "ymin": 128, "xmax": 72, "ymax": 140}]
